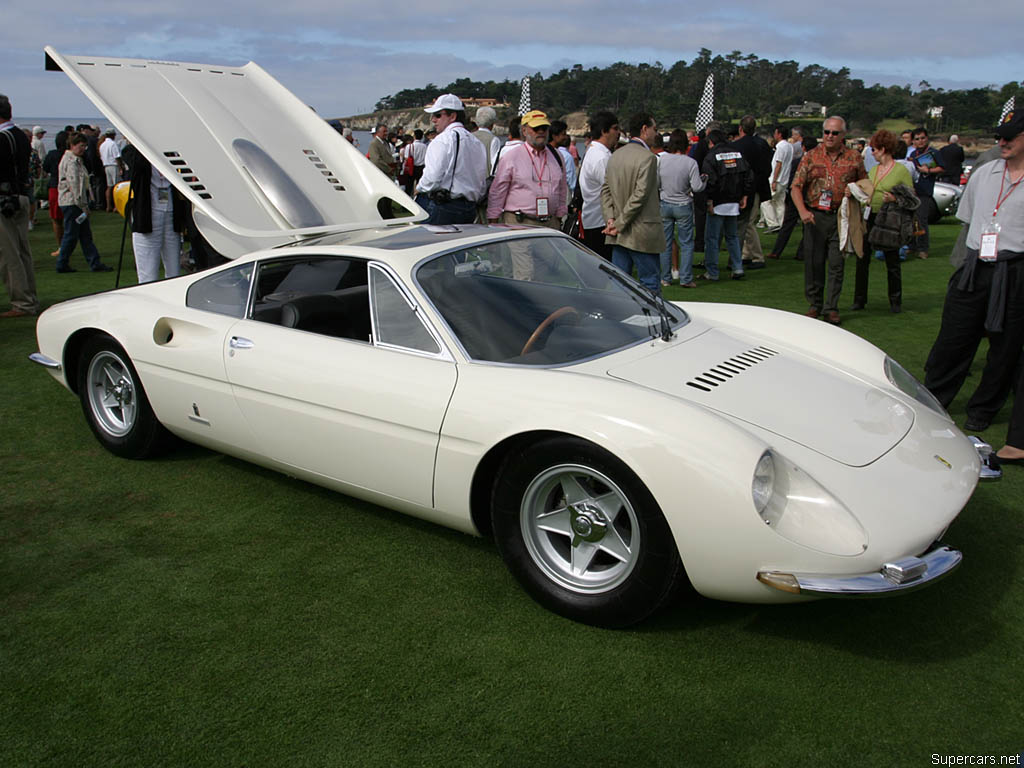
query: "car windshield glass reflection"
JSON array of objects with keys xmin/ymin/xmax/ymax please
[{"xmin": 416, "ymin": 236, "xmax": 687, "ymax": 365}]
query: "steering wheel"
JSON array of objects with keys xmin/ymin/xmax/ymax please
[{"xmin": 521, "ymin": 306, "xmax": 580, "ymax": 356}]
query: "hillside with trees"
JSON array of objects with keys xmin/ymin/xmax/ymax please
[{"xmin": 373, "ymin": 49, "xmax": 1022, "ymax": 133}]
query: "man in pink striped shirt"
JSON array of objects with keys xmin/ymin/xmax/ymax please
[{"xmin": 487, "ymin": 109, "xmax": 568, "ymax": 228}]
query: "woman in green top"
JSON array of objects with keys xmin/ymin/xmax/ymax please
[{"xmin": 853, "ymin": 129, "xmax": 913, "ymax": 313}]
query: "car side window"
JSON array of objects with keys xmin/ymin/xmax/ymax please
[
  {"xmin": 250, "ymin": 256, "xmax": 371, "ymax": 343},
  {"xmin": 185, "ymin": 263, "xmax": 253, "ymax": 318},
  {"xmin": 369, "ymin": 266, "xmax": 441, "ymax": 354}
]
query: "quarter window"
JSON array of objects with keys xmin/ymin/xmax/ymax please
[
  {"xmin": 185, "ymin": 263, "xmax": 253, "ymax": 318},
  {"xmin": 369, "ymin": 266, "xmax": 440, "ymax": 354}
]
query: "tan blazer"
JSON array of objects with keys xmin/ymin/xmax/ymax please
[{"xmin": 600, "ymin": 141, "xmax": 665, "ymax": 254}]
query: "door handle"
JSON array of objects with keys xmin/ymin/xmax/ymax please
[{"xmin": 229, "ymin": 336, "xmax": 254, "ymax": 350}]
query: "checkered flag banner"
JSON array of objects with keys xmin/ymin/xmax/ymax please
[
  {"xmin": 695, "ymin": 74, "xmax": 714, "ymax": 132},
  {"xmin": 518, "ymin": 77, "xmax": 531, "ymax": 116},
  {"xmin": 1001, "ymin": 96, "xmax": 1015, "ymax": 122}
]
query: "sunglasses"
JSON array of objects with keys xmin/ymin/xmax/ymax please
[{"xmin": 822, "ymin": 130, "xmax": 843, "ymax": 136}]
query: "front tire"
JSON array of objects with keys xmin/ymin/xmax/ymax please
[
  {"xmin": 492, "ymin": 436, "xmax": 684, "ymax": 627},
  {"xmin": 77, "ymin": 335, "xmax": 169, "ymax": 459}
]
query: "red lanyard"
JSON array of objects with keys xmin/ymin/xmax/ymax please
[
  {"xmin": 524, "ymin": 144, "xmax": 549, "ymax": 191},
  {"xmin": 993, "ymin": 165, "xmax": 1023, "ymax": 218}
]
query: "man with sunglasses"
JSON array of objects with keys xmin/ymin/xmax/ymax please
[
  {"xmin": 791, "ymin": 115, "xmax": 866, "ymax": 325},
  {"xmin": 924, "ymin": 110, "xmax": 1024, "ymax": 443},
  {"xmin": 417, "ymin": 94, "xmax": 488, "ymax": 225}
]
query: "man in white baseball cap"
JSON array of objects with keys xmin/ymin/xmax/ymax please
[{"xmin": 415, "ymin": 93, "xmax": 487, "ymax": 224}]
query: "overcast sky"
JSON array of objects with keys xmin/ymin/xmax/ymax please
[{"xmin": 3, "ymin": 1, "xmax": 1021, "ymax": 120}]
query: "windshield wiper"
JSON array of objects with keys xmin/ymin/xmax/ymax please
[{"xmin": 599, "ymin": 263, "xmax": 675, "ymax": 342}]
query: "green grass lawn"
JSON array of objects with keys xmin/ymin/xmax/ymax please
[{"xmin": 2, "ymin": 210, "xmax": 1022, "ymax": 767}]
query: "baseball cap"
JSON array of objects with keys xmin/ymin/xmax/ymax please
[
  {"xmin": 424, "ymin": 94, "xmax": 464, "ymax": 113},
  {"xmin": 996, "ymin": 110, "xmax": 1024, "ymax": 140},
  {"xmin": 520, "ymin": 110, "xmax": 550, "ymax": 129},
  {"xmin": 32, "ymin": 125, "xmax": 46, "ymax": 135}
]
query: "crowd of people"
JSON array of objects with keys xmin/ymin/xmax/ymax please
[{"xmin": 3, "ymin": 88, "xmax": 1023, "ymax": 465}]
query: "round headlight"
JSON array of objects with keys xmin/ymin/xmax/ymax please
[
  {"xmin": 884, "ymin": 356, "xmax": 947, "ymax": 417},
  {"xmin": 752, "ymin": 451, "xmax": 775, "ymax": 515}
]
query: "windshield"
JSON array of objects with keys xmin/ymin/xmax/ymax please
[{"xmin": 415, "ymin": 234, "xmax": 688, "ymax": 365}]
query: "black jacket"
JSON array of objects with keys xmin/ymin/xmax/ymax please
[
  {"xmin": 123, "ymin": 145, "xmax": 185, "ymax": 235},
  {"xmin": 702, "ymin": 145, "xmax": 754, "ymax": 207},
  {"xmin": 731, "ymin": 133, "xmax": 772, "ymax": 200},
  {"xmin": 0, "ymin": 125, "xmax": 31, "ymax": 195}
]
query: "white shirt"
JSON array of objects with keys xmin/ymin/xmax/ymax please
[
  {"xmin": 771, "ymin": 140, "xmax": 794, "ymax": 186},
  {"xmin": 410, "ymin": 139, "xmax": 427, "ymax": 167},
  {"xmin": 557, "ymin": 146, "xmax": 577, "ymax": 192},
  {"xmin": 579, "ymin": 141, "xmax": 612, "ymax": 229},
  {"xmin": 99, "ymin": 139, "xmax": 121, "ymax": 167},
  {"xmin": 31, "ymin": 136, "xmax": 46, "ymax": 162},
  {"xmin": 417, "ymin": 122, "xmax": 488, "ymax": 203}
]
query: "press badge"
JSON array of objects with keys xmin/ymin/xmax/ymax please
[
  {"xmin": 979, "ymin": 220, "xmax": 1000, "ymax": 262},
  {"xmin": 157, "ymin": 188, "xmax": 170, "ymax": 202},
  {"xmin": 536, "ymin": 197, "xmax": 549, "ymax": 218},
  {"xmin": 815, "ymin": 189, "xmax": 833, "ymax": 211}
]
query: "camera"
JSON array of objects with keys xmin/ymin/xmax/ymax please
[
  {"xmin": 428, "ymin": 188, "xmax": 452, "ymax": 204},
  {"xmin": 0, "ymin": 181, "xmax": 21, "ymax": 218}
]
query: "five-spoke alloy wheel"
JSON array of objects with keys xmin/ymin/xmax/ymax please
[{"xmin": 493, "ymin": 436, "xmax": 683, "ymax": 627}]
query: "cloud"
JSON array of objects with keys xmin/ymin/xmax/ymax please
[{"xmin": 4, "ymin": 1, "xmax": 1021, "ymax": 117}]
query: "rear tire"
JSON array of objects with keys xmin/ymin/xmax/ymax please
[
  {"xmin": 492, "ymin": 436, "xmax": 683, "ymax": 627},
  {"xmin": 77, "ymin": 335, "xmax": 170, "ymax": 459}
]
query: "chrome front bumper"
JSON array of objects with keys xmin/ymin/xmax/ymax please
[
  {"xmin": 968, "ymin": 435, "xmax": 1001, "ymax": 480},
  {"xmin": 29, "ymin": 352, "xmax": 61, "ymax": 370},
  {"xmin": 757, "ymin": 543, "xmax": 962, "ymax": 596}
]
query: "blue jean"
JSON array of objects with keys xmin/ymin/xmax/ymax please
[
  {"xmin": 704, "ymin": 213, "xmax": 741, "ymax": 280},
  {"xmin": 661, "ymin": 202, "xmax": 695, "ymax": 284},
  {"xmin": 415, "ymin": 193, "xmax": 477, "ymax": 225},
  {"xmin": 58, "ymin": 205, "xmax": 102, "ymax": 270},
  {"xmin": 612, "ymin": 245, "xmax": 660, "ymax": 295}
]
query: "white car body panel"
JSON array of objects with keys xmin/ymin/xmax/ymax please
[{"xmin": 44, "ymin": 47, "xmax": 425, "ymax": 258}]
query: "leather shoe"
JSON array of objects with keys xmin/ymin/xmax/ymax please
[
  {"xmin": 731, "ymin": 271, "xmax": 745, "ymax": 280},
  {"xmin": 56, "ymin": 266, "xmax": 77, "ymax": 273},
  {"xmin": 91, "ymin": 264, "xmax": 113, "ymax": 272},
  {"xmin": 0, "ymin": 308, "xmax": 30, "ymax": 318},
  {"xmin": 806, "ymin": 308, "xmax": 820, "ymax": 319},
  {"xmin": 680, "ymin": 281, "xmax": 697, "ymax": 288},
  {"xmin": 766, "ymin": 253, "xmax": 780, "ymax": 260},
  {"xmin": 992, "ymin": 454, "xmax": 1024, "ymax": 467},
  {"xmin": 825, "ymin": 311, "xmax": 841, "ymax": 325},
  {"xmin": 964, "ymin": 417, "xmax": 991, "ymax": 432},
  {"xmin": 747, "ymin": 261, "xmax": 765, "ymax": 270},
  {"xmin": 851, "ymin": 303, "xmax": 865, "ymax": 311}
]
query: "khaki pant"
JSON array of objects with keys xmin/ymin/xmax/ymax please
[
  {"xmin": 499, "ymin": 211, "xmax": 560, "ymax": 280},
  {"xmin": 0, "ymin": 196, "xmax": 40, "ymax": 314}
]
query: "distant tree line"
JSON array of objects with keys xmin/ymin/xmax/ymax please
[{"xmin": 374, "ymin": 49, "xmax": 1023, "ymax": 133}]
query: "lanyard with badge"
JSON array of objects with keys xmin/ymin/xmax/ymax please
[
  {"xmin": 816, "ymin": 151, "xmax": 841, "ymax": 211},
  {"xmin": 525, "ymin": 144, "xmax": 550, "ymax": 218},
  {"xmin": 980, "ymin": 165, "xmax": 1023, "ymax": 261}
]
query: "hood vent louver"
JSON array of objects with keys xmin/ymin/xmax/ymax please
[{"xmin": 685, "ymin": 346, "xmax": 778, "ymax": 393}]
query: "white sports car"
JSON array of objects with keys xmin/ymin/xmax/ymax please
[{"xmin": 30, "ymin": 49, "xmax": 992, "ymax": 627}]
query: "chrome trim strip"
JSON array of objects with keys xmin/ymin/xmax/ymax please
[
  {"xmin": 29, "ymin": 352, "xmax": 61, "ymax": 370},
  {"xmin": 760, "ymin": 544, "xmax": 962, "ymax": 597}
]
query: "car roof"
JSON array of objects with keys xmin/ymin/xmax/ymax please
[{"xmin": 45, "ymin": 47, "xmax": 426, "ymax": 260}]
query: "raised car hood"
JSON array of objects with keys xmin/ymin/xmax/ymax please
[
  {"xmin": 606, "ymin": 328, "xmax": 913, "ymax": 466},
  {"xmin": 45, "ymin": 47, "xmax": 425, "ymax": 259}
]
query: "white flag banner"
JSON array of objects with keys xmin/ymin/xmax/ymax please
[
  {"xmin": 695, "ymin": 74, "xmax": 715, "ymax": 132},
  {"xmin": 1000, "ymin": 96, "xmax": 1015, "ymax": 122},
  {"xmin": 519, "ymin": 77, "xmax": 531, "ymax": 116}
]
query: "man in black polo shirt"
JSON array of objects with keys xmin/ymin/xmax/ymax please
[{"xmin": 0, "ymin": 94, "xmax": 40, "ymax": 317}]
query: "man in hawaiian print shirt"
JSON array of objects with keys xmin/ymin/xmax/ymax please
[{"xmin": 791, "ymin": 115, "xmax": 866, "ymax": 325}]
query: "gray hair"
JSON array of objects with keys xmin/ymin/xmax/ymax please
[
  {"xmin": 949, "ymin": 134, "xmax": 959, "ymax": 143},
  {"xmin": 475, "ymin": 106, "xmax": 496, "ymax": 128},
  {"xmin": 343, "ymin": 127, "xmax": 353, "ymax": 138},
  {"xmin": 790, "ymin": 125, "xmax": 804, "ymax": 138},
  {"xmin": 823, "ymin": 115, "xmax": 847, "ymax": 132}
]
